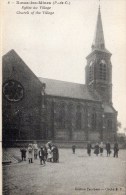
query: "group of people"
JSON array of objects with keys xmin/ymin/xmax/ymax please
[
  {"xmin": 86, "ymin": 142, "xmax": 119, "ymax": 157},
  {"xmin": 20, "ymin": 141, "xmax": 119, "ymax": 163},
  {"xmin": 71, "ymin": 142, "xmax": 119, "ymax": 158},
  {"xmin": 20, "ymin": 142, "xmax": 59, "ymax": 165}
]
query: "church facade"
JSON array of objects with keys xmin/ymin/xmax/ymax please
[{"xmin": 2, "ymin": 7, "xmax": 117, "ymax": 143}]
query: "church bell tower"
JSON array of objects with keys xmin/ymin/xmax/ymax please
[{"xmin": 85, "ymin": 6, "xmax": 112, "ymax": 104}]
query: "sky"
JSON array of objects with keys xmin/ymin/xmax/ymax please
[{"xmin": 2, "ymin": 0, "xmax": 126, "ymax": 133}]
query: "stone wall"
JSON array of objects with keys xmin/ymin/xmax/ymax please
[
  {"xmin": 2, "ymin": 50, "xmax": 43, "ymax": 142},
  {"xmin": 45, "ymin": 96, "xmax": 105, "ymax": 141},
  {"xmin": 2, "ymin": 50, "xmax": 117, "ymax": 143}
]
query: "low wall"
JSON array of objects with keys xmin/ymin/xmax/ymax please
[{"xmin": 2, "ymin": 140, "xmax": 126, "ymax": 149}]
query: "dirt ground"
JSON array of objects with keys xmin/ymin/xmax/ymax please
[{"xmin": 2, "ymin": 148, "xmax": 126, "ymax": 195}]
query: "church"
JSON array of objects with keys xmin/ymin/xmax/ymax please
[{"xmin": 2, "ymin": 7, "xmax": 117, "ymax": 143}]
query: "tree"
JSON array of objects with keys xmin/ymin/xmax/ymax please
[
  {"xmin": 117, "ymin": 121, "xmax": 122, "ymax": 132},
  {"xmin": 117, "ymin": 121, "xmax": 122, "ymax": 129},
  {"xmin": 124, "ymin": 128, "xmax": 126, "ymax": 134}
]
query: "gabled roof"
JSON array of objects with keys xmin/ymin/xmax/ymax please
[
  {"xmin": 39, "ymin": 77, "xmax": 101, "ymax": 101},
  {"xmin": 3, "ymin": 50, "xmax": 43, "ymax": 88}
]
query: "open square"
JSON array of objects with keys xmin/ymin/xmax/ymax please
[{"xmin": 3, "ymin": 148, "xmax": 126, "ymax": 195}]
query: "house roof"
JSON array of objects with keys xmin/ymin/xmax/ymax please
[
  {"xmin": 39, "ymin": 77, "xmax": 101, "ymax": 101},
  {"xmin": 3, "ymin": 50, "xmax": 43, "ymax": 88},
  {"xmin": 103, "ymin": 104, "xmax": 116, "ymax": 113}
]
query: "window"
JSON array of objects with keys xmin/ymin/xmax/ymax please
[
  {"xmin": 59, "ymin": 103, "xmax": 65, "ymax": 128},
  {"xmin": 89, "ymin": 61, "xmax": 94, "ymax": 82},
  {"xmin": 107, "ymin": 119, "xmax": 112, "ymax": 131},
  {"xmin": 91, "ymin": 113, "xmax": 97, "ymax": 130},
  {"xmin": 67, "ymin": 104, "xmax": 73, "ymax": 123},
  {"xmin": 76, "ymin": 112, "xmax": 82, "ymax": 129},
  {"xmin": 99, "ymin": 60, "xmax": 107, "ymax": 80}
]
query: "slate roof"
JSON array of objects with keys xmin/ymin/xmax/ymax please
[
  {"xmin": 39, "ymin": 77, "xmax": 101, "ymax": 101},
  {"xmin": 103, "ymin": 104, "xmax": 116, "ymax": 114},
  {"xmin": 92, "ymin": 7, "xmax": 105, "ymax": 51},
  {"xmin": 87, "ymin": 7, "xmax": 111, "ymax": 56},
  {"xmin": 3, "ymin": 50, "xmax": 43, "ymax": 88}
]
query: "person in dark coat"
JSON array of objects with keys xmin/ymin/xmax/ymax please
[
  {"xmin": 20, "ymin": 147, "xmax": 27, "ymax": 161},
  {"xmin": 43, "ymin": 146, "xmax": 48, "ymax": 161},
  {"xmin": 87, "ymin": 142, "xmax": 92, "ymax": 156},
  {"xmin": 39, "ymin": 146, "xmax": 45, "ymax": 165},
  {"xmin": 94, "ymin": 143, "xmax": 99, "ymax": 156},
  {"xmin": 52, "ymin": 145, "xmax": 59, "ymax": 163},
  {"xmin": 72, "ymin": 145, "xmax": 76, "ymax": 154},
  {"xmin": 106, "ymin": 142, "xmax": 111, "ymax": 157},
  {"xmin": 113, "ymin": 143, "xmax": 119, "ymax": 158}
]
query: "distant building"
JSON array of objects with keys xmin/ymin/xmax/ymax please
[{"xmin": 2, "ymin": 7, "xmax": 117, "ymax": 143}]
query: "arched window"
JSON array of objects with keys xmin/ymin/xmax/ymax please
[
  {"xmin": 91, "ymin": 113, "xmax": 97, "ymax": 130},
  {"xmin": 76, "ymin": 105, "xmax": 82, "ymax": 129},
  {"xmin": 76, "ymin": 112, "xmax": 82, "ymax": 129},
  {"xmin": 99, "ymin": 60, "xmax": 107, "ymax": 80},
  {"xmin": 67, "ymin": 104, "xmax": 73, "ymax": 124},
  {"xmin": 107, "ymin": 119, "xmax": 112, "ymax": 131},
  {"xmin": 89, "ymin": 61, "xmax": 94, "ymax": 82},
  {"xmin": 59, "ymin": 103, "xmax": 65, "ymax": 128}
]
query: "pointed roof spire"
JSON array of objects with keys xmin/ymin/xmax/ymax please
[{"xmin": 92, "ymin": 5, "xmax": 105, "ymax": 51}]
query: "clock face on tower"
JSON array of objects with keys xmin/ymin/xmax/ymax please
[{"xmin": 3, "ymin": 80, "xmax": 24, "ymax": 102}]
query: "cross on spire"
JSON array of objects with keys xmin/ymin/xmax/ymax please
[{"xmin": 99, "ymin": 0, "xmax": 100, "ymax": 10}]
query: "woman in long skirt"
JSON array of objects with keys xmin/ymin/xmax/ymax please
[
  {"xmin": 52, "ymin": 145, "xmax": 59, "ymax": 162},
  {"xmin": 27, "ymin": 144, "xmax": 34, "ymax": 163},
  {"xmin": 47, "ymin": 147, "xmax": 53, "ymax": 162}
]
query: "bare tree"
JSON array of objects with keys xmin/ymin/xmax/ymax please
[
  {"xmin": 124, "ymin": 128, "xmax": 126, "ymax": 133},
  {"xmin": 117, "ymin": 121, "xmax": 122, "ymax": 133},
  {"xmin": 117, "ymin": 121, "xmax": 122, "ymax": 128}
]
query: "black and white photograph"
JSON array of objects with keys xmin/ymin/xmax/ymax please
[{"xmin": 2, "ymin": 0, "xmax": 126, "ymax": 194}]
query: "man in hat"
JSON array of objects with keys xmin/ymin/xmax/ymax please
[
  {"xmin": 106, "ymin": 142, "xmax": 111, "ymax": 157},
  {"xmin": 113, "ymin": 142, "xmax": 119, "ymax": 158},
  {"xmin": 87, "ymin": 142, "xmax": 92, "ymax": 156},
  {"xmin": 72, "ymin": 145, "xmax": 76, "ymax": 154},
  {"xmin": 20, "ymin": 147, "xmax": 27, "ymax": 161}
]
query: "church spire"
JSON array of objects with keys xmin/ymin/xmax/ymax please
[{"xmin": 92, "ymin": 6, "xmax": 105, "ymax": 50}]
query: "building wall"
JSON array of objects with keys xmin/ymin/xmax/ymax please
[
  {"xmin": 45, "ymin": 96, "xmax": 106, "ymax": 141},
  {"xmin": 103, "ymin": 113, "xmax": 117, "ymax": 141},
  {"xmin": 2, "ymin": 50, "xmax": 43, "ymax": 141},
  {"xmin": 85, "ymin": 51, "xmax": 112, "ymax": 104},
  {"xmin": 2, "ymin": 50, "xmax": 117, "ymax": 143}
]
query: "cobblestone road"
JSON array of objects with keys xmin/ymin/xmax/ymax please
[{"xmin": 3, "ymin": 149, "xmax": 126, "ymax": 195}]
